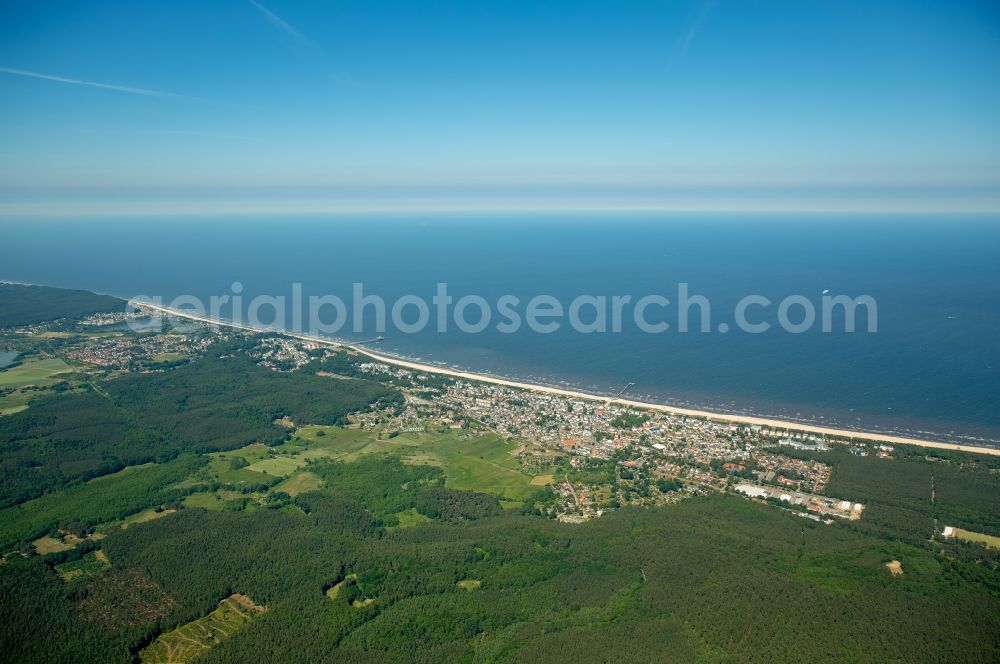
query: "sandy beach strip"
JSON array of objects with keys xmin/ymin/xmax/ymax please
[{"xmin": 135, "ymin": 302, "xmax": 1000, "ymax": 458}]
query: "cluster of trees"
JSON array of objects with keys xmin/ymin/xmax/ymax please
[
  {"xmin": 656, "ymin": 478, "xmax": 682, "ymax": 493},
  {"xmin": 414, "ymin": 486, "xmax": 502, "ymax": 523},
  {"xmin": 610, "ymin": 412, "xmax": 649, "ymax": 429}
]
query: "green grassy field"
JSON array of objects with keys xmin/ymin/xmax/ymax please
[
  {"xmin": 32, "ymin": 532, "xmax": 103, "ymax": 555},
  {"xmin": 0, "ymin": 357, "xmax": 72, "ymax": 388},
  {"xmin": 1, "ymin": 381, "xmax": 100, "ymax": 416},
  {"xmin": 285, "ymin": 426, "xmax": 536, "ymax": 500},
  {"xmin": 119, "ymin": 508, "xmax": 176, "ymax": 529},
  {"xmin": 457, "ymin": 579, "xmax": 481, "ymax": 591},
  {"xmin": 286, "ymin": 427, "xmax": 536, "ymax": 500},
  {"xmin": 140, "ymin": 594, "xmax": 266, "ymax": 663},
  {"xmin": 325, "ymin": 574, "xmax": 357, "ymax": 600},
  {"xmin": 246, "ymin": 454, "xmax": 306, "ymax": 476},
  {"xmin": 35, "ymin": 331, "xmax": 78, "ymax": 339},
  {"xmin": 218, "ymin": 467, "xmax": 274, "ymax": 485},
  {"xmin": 389, "ymin": 507, "xmax": 433, "ymax": 530},
  {"xmin": 179, "ymin": 426, "xmax": 535, "ymax": 510},
  {"xmin": 289, "ymin": 425, "xmax": 381, "ymax": 457},
  {"xmin": 274, "ymin": 471, "xmax": 323, "ymax": 496},
  {"xmin": 398, "ymin": 431, "xmax": 536, "ymax": 500},
  {"xmin": 181, "ymin": 444, "xmax": 314, "ymax": 490},
  {"xmin": 0, "ymin": 388, "xmax": 32, "ymax": 416},
  {"xmin": 183, "ymin": 490, "xmax": 263, "ymax": 511},
  {"xmin": 183, "ymin": 492, "xmax": 226, "ymax": 510},
  {"xmin": 149, "ymin": 352, "xmax": 187, "ymax": 362}
]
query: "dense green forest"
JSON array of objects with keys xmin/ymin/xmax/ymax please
[
  {"xmin": 777, "ymin": 447, "xmax": 1000, "ymax": 543},
  {"xmin": 0, "ymin": 342, "xmax": 400, "ymax": 509},
  {"xmin": 0, "ymin": 283, "xmax": 124, "ymax": 327},
  {"xmin": 0, "ymin": 455, "xmax": 205, "ymax": 549},
  {"xmin": 1, "ymin": 457, "xmax": 998, "ymax": 663}
]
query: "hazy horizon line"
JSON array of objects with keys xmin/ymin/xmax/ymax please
[{"xmin": 2, "ymin": 196, "xmax": 999, "ymax": 218}]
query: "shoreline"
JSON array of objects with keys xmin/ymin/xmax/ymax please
[{"xmin": 134, "ymin": 301, "xmax": 1000, "ymax": 458}]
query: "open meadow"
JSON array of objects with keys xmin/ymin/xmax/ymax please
[{"xmin": 0, "ymin": 356, "xmax": 72, "ymax": 388}]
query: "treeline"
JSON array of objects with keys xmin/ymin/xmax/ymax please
[{"xmin": 0, "ymin": 283, "xmax": 124, "ymax": 328}]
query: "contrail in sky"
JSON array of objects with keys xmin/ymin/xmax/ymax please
[
  {"xmin": 249, "ymin": 0, "xmax": 327, "ymax": 59},
  {"xmin": 0, "ymin": 66, "xmax": 177, "ymax": 98}
]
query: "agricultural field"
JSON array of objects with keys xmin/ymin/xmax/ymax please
[
  {"xmin": 0, "ymin": 357, "xmax": 72, "ymax": 388},
  {"xmin": 274, "ymin": 470, "xmax": 323, "ymax": 496},
  {"xmin": 951, "ymin": 527, "xmax": 1000, "ymax": 550},
  {"xmin": 531, "ymin": 474, "xmax": 555, "ymax": 486},
  {"xmin": 0, "ymin": 388, "xmax": 33, "ymax": 415},
  {"xmin": 140, "ymin": 594, "xmax": 266, "ymax": 664}
]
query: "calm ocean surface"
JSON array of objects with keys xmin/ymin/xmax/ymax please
[{"xmin": 3, "ymin": 214, "xmax": 999, "ymax": 445}]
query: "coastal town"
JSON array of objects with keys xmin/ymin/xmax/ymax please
[
  {"xmin": 351, "ymin": 356, "xmax": 867, "ymax": 523},
  {"xmin": 2, "ymin": 311, "xmax": 881, "ymax": 524}
]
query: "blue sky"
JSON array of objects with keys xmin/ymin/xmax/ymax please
[{"xmin": 1, "ymin": 0, "xmax": 999, "ymax": 214}]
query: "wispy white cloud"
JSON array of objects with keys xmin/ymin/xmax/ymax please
[
  {"xmin": 249, "ymin": 0, "xmax": 328, "ymax": 60},
  {"xmin": 0, "ymin": 66, "xmax": 178, "ymax": 98}
]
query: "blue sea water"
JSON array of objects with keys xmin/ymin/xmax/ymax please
[
  {"xmin": 2, "ymin": 214, "xmax": 999, "ymax": 444},
  {"xmin": 0, "ymin": 351, "xmax": 18, "ymax": 368}
]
